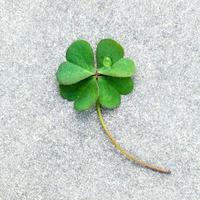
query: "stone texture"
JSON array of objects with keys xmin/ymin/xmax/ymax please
[{"xmin": 0, "ymin": 0, "xmax": 200, "ymax": 199}]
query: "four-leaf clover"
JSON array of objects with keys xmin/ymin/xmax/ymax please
[
  {"xmin": 56, "ymin": 39, "xmax": 135, "ymax": 111},
  {"xmin": 56, "ymin": 39, "xmax": 171, "ymax": 174}
]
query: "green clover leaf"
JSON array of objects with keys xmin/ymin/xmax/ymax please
[
  {"xmin": 96, "ymin": 38, "xmax": 124, "ymax": 67},
  {"xmin": 56, "ymin": 39, "xmax": 171, "ymax": 174},
  {"xmin": 56, "ymin": 39, "xmax": 135, "ymax": 111}
]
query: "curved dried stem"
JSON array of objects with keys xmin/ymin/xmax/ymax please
[{"xmin": 96, "ymin": 103, "xmax": 171, "ymax": 174}]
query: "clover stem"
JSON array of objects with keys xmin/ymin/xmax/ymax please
[{"xmin": 96, "ymin": 103, "xmax": 171, "ymax": 174}]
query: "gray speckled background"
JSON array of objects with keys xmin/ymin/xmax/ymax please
[{"xmin": 0, "ymin": 0, "xmax": 200, "ymax": 199}]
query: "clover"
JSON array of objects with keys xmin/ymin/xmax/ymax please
[{"xmin": 56, "ymin": 39, "xmax": 171, "ymax": 174}]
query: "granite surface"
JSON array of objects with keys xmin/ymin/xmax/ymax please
[{"xmin": 0, "ymin": 0, "xmax": 200, "ymax": 199}]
